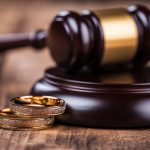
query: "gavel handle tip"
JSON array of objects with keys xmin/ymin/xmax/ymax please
[{"xmin": 0, "ymin": 29, "xmax": 47, "ymax": 53}]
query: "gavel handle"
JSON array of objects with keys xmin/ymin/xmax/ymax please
[{"xmin": 0, "ymin": 30, "xmax": 47, "ymax": 52}]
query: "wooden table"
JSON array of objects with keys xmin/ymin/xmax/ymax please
[{"xmin": 0, "ymin": 1, "xmax": 150, "ymax": 149}]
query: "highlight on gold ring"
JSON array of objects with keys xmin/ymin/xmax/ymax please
[
  {"xmin": 9, "ymin": 96, "xmax": 66, "ymax": 117},
  {"xmin": 0, "ymin": 108, "xmax": 54, "ymax": 130}
]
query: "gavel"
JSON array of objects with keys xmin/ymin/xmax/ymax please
[{"xmin": 0, "ymin": 4, "xmax": 150, "ymax": 72}]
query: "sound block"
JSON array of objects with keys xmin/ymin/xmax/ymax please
[{"xmin": 31, "ymin": 67, "xmax": 150, "ymax": 128}]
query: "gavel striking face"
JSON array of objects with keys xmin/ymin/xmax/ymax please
[{"xmin": 0, "ymin": 4, "xmax": 150, "ymax": 72}]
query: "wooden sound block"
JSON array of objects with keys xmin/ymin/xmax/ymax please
[{"xmin": 31, "ymin": 67, "xmax": 150, "ymax": 128}]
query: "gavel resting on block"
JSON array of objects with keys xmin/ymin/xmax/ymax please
[{"xmin": 0, "ymin": 4, "xmax": 150, "ymax": 72}]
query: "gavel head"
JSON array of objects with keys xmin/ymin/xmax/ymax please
[{"xmin": 47, "ymin": 4, "xmax": 150, "ymax": 73}]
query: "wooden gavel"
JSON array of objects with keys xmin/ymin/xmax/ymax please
[{"xmin": 0, "ymin": 4, "xmax": 150, "ymax": 72}]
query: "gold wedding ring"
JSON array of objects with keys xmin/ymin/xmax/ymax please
[
  {"xmin": 10, "ymin": 96, "xmax": 66, "ymax": 117},
  {"xmin": 0, "ymin": 108, "xmax": 54, "ymax": 130}
]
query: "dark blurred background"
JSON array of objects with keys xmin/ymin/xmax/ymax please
[{"xmin": 0, "ymin": 0, "xmax": 149, "ymax": 107}]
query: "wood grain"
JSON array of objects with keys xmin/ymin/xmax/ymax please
[{"xmin": 0, "ymin": 1, "xmax": 150, "ymax": 150}]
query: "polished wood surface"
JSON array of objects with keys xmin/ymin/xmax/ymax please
[
  {"xmin": 32, "ymin": 67, "xmax": 150, "ymax": 128},
  {"xmin": 0, "ymin": 1, "xmax": 150, "ymax": 149}
]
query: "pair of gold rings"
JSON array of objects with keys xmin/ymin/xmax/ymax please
[{"xmin": 0, "ymin": 96, "xmax": 66, "ymax": 130}]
